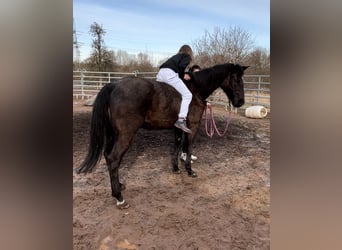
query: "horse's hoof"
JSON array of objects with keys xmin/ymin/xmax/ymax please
[
  {"xmin": 188, "ymin": 171, "xmax": 197, "ymax": 177},
  {"xmin": 173, "ymin": 169, "xmax": 181, "ymax": 174},
  {"xmin": 116, "ymin": 200, "xmax": 130, "ymax": 209}
]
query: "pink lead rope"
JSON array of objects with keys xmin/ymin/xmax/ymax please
[{"xmin": 204, "ymin": 103, "xmax": 232, "ymax": 138}]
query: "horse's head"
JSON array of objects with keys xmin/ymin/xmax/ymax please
[{"xmin": 221, "ymin": 64, "xmax": 248, "ymax": 107}]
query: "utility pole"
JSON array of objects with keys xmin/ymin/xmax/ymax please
[{"xmin": 73, "ymin": 18, "xmax": 81, "ymax": 70}]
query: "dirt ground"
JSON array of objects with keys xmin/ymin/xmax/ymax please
[{"xmin": 73, "ymin": 100, "xmax": 270, "ymax": 250}]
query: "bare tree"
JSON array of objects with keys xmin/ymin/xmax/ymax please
[
  {"xmin": 246, "ymin": 48, "xmax": 270, "ymax": 74},
  {"xmin": 115, "ymin": 50, "xmax": 155, "ymax": 72},
  {"xmin": 192, "ymin": 26, "xmax": 255, "ymax": 67},
  {"xmin": 137, "ymin": 52, "xmax": 149, "ymax": 64},
  {"xmin": 83, "ymin": 22, "xmax": 156, "ymax": 72},
  {"xmin": 116, "ymin": 50, "xmax": 134, "ymax": 65},
  {"xmin": 87, "ymin": 22, "xmax": 115, "ymax": 71},
  {"xmin": 135, "ymin": 52, "xmax": 154, "ymax": 71}
]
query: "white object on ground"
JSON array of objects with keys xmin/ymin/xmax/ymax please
[{"xmin": 245, "ymin": 105, "xmax": 268, "ymax": 118}]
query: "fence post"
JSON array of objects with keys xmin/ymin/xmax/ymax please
[
  {"xmin": 257, "ymin": 75, "xmax": 261, "ymax": 105},
  {"xmin": 99, "ymin": 73, "xmax": 102, "ymax": 89},
  {"xmin": 81, "ymin": 71, "xmax": 84, "ymax": 100},
  {"xmin": 108, "ymin": 72, "xmax": 111, "ymax": 83}
]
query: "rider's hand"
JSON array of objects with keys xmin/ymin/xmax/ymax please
[{"xmin": 183, "ymin": 74, "xmax": 191, "ymax": 80}]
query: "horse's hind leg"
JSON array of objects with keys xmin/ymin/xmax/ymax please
[
  {"xmin": 172, "ymin": 129, "xmax": 183, "ymax": 174},
  {"xmin": 106, "ymin": 132, "xmax": 136, "ymax": 209},
  {"xmin": 104, "ymin": 134, "xmax": 126, "ymax": 191}
]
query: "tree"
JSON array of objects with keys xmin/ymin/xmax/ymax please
[
  {"xmin": 116, "ymin": 50, "xmax": 133, "ymax": 65},
  {"xmin": 87, "ymin": 22, "xmax": 115, "ymax": 71},
  {"xmin": 136, "ymin": 52, "xmax": 153, "ymax": 70},
  {"xmin": 115, "ymin": 50, "xmax": 155, "ymax": 72},
  {"xmin": 245, "ymin": 48, "xmax": 270, "ymax": 74},
  {"xmin": 192, "ymin": 26, "xmax": 255, "ymax": 67}
]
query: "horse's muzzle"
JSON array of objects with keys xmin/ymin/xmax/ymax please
[{"xmin": 234, "ymin": 98, "xmax": 245, "ymax": 108}]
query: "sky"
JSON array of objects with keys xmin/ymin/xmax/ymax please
[{"xmin": 73, "ymin": 0, "xmax": 270, "ymax": 64}]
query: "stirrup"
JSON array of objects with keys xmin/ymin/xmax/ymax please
[{"xmin": 174, "ymin": 120, "xmax": 192, "ymax": 134}]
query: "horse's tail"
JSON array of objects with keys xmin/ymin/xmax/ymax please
[{"xmin": 76, "ymin": 83, "xmax": 115, "ymax": 174}]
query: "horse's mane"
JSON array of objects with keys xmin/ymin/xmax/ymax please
[
  {"xmin": 191, "ymin": 63, "xmax": 234, "ymax": 83},
  {"xmin": 200, "ymin": 63, "xmax": 243, "ymax": 76},
  {"xmin": 185, "ymin": 63, "xmax": 231, "ymax": 96},
  {"xmin": 189, "ymin": 63, "xmax": 245, "ymax": 86}
]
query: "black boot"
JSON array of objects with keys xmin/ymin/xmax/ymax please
[{"xmin": 174, "ymin": 119, "xmax": 192, "ymax": 134}]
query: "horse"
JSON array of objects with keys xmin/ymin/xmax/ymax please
[{"xmin": 76, "ymin": 63, "xmax": 248, "ymax": 209}]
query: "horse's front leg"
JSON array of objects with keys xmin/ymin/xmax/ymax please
[{"xmin": 183, "ymin": 133, "xmax": 197, "ymax": 177}]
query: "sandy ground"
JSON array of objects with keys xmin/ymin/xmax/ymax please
[{"xmin": 73, "ymin": 101, "xmax": 270, "ymax": 250}]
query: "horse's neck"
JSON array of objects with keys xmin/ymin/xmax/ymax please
[{"xmin": 195, "ymin": 70, "xmax": 228, "ymax": 100}]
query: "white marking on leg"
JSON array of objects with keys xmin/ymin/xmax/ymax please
[
  {"xmin": 180, "ymin": 152, "xmax": 187, "ymax": 161},
  {"xmin": 116, "ymin": 199, "xmax": 126, "ymax": 206}
]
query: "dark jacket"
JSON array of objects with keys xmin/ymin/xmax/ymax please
[{"xmin": 159, "ymin": 53, "xmax": 191, "ymax": 79}]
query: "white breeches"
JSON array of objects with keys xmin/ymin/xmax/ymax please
[{"xmin": 156, "ymin": 68, "xmax": 192, "ymax": 118}]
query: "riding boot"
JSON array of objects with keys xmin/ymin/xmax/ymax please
[{"xmin": 174, "ymin": 119, "xmax": 192, "ymax": 134}]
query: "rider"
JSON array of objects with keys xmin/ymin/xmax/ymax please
[
  {"xmin": 180, "ymin": 64, "xmax": 202, "ymax": 163},
  {"xmin": 156, "ymin": 45, "xmax": 193, "ymax": 134}
]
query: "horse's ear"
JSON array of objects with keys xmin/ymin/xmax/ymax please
[{"xmin": 242, "ymin": 66, "xmax": 249, "ymax": 71}]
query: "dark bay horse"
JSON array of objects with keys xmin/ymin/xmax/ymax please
[{"xmin": 77, "ymin": 63, "xmax": 248, "ymax": 208}]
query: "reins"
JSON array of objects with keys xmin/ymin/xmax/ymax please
[{"xmin": 204, "ymin": 102, "xmax": 232, "ymax": 138}]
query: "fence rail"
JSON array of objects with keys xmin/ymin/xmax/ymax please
[{"xmin": 73, "ymin": 71, "xmax": 270, "ymax": 110}]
